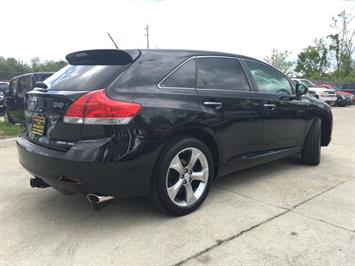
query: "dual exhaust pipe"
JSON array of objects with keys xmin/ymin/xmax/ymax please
[
  {"xmin": 86, "ymin": 193, "xmax": 115, "ymax": 205},
  {"xmin": 30, "ymin": 177, "xmax": 115, "ymax": 208}
]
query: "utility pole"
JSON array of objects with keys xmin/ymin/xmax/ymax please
[{"xmin": 144, "ymin": 25, "xmax": 150, "ymax": 49}]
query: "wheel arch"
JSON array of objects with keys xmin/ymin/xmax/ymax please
[
  {"xmin": 304, "ymin": 109, "xmax": 332, "ymax": 148},
  {"xmin": 154, "ymin": 127, "xmax": 221, "ymax": 180},
  {"xmin": 176, "ymin": 128, "xmax": 221, "ymax": 178},
  {"xmin": 319, "ymin": 111, "xmax": 332, "ymax": 147}
]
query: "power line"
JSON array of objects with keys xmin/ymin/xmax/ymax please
[{"xmin": 144, "ymin": 25, "xmax": 150, "ymax": 49}]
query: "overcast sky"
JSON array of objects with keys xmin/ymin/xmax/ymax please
[{"xmin": 1, "ymin": 0, "xmax": 354, "ymax": 63}]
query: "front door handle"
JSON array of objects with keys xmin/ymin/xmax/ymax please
[
  {"xmin": 263, "ymin": 103, "xmax": 276, "ymax": 110},
  {"xmin": 203, "ymin": 101, "xmax": 222, "ymax": 110}
]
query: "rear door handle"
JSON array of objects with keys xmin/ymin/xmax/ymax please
[
  {"xmin": 203, "ymin": 101, "xmax": 222, "ymax": 109},
  {"xmin": 263, "ymin": 103, "xmax": 276, "ymax": 110}
]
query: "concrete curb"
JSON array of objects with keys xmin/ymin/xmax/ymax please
[{"xmin": 0, "ymin": 137, "xmax": 17, "ymax": 149}]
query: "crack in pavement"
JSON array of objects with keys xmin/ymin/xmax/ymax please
[
  {"xmin": 291, "ymin": 179, "xmax": 351, "ymax": 209},
  {"xmin": 291, "ymin": 210, "xmax": 355, "ymax": 233},
  {"xmin": 173, "ymin": 178, "xmax": 354, "ymax": 266},
  {"xmin": 173, "ymin": 210, "xmax": 288, "ymax": 266},
  {"xmin": 214, "ymin": 185, "xmax": 287, "ymax": 210}
]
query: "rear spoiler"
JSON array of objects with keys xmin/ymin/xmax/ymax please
[{"xmin": 65, "ymin": 49, "xmax": 140, "ymax": 65}]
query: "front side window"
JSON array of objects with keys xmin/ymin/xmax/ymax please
[
  {"xmin": 160, "ymin": 59, "xmax": 196, "ymax": 88},
  {"xmin": 299, "ymin": 79, "xmax": 315, "ymax": 88},
  {"xmin": 197, "ymin": 57, "xmax": 250, "ymax": 91},
  {"xmin": 246, "ymin": 61, "xmax": 293, "ymax": 95}
]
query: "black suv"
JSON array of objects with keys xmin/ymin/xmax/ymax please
[
  {"xmin": 17, "ymin": 49, "xmax": 332, "ymax": 215},
  {"xmin": 5, "ymin": 72, "xmax": 53, "ymax": 124}
]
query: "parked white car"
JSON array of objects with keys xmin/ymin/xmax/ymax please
[{"xmin": 292, "ymin": 79, "xmax": 337, "ymax": 106}]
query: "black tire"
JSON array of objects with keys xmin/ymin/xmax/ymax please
[
  {"xmin": 151, "ymin": 137, "xmax": 214, "ymax": 216},
  {"xmin": 301, "ymin": 118, "xmax": 321, "ymax": 165},
  {"xmin": 336, "ymin": 101, "xmax": 346, "ymax": 107}
]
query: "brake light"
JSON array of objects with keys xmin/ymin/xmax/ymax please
[{"xmin": 63, "ymin": 89, "xmax": 141, "ymax": 125}]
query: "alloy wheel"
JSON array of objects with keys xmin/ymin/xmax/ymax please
[{"xmin": 166, "ymin": 147, "xmax": 209, "ymax": 207}]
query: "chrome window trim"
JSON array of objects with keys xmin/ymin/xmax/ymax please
[
  {"xmin": 195, "ymin": 56, "xmax": 252, "ymax": 92},
  {"xmin": 158, "ymin": 55, "xmax": 244, "ymax": 90},
  {"xmin": 158, "ymin": 56, "xmax": 196, "ymax": 90},
  {"xmin": 196, "ymin": 55, "xmax": 241, "ymax": 60},
  {"xmin": 243, "ymin": 58, "xmax": 295, "ymax": 95}
]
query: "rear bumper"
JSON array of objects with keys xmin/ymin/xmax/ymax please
[{"xmin": 17, "ymin": 136, "xmax": 163, "ymax": 198}]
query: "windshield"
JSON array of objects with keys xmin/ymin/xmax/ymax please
[
  {"xmin": 299, "ymin": 79, "xmax": 315, "ymax": 87},
  {"xmin": 44, "ymin": 64, "xmax": 129, "ymax": 91}
]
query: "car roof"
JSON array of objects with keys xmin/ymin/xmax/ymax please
[
  {"xmin": 138, "ymin": 49, "xmax": 265, "ymax": 64},
  {"xmin": 139, "ymin": 49, "xmax": 256, "ymax": 58},
  {"xmin": 66, "ymin": 49, "xmax": 265, "ymax": 65}
]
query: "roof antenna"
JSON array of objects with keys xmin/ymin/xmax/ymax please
[{"xmin": 107, "ymin": 32, "xmax": 119, "ymax": 49}]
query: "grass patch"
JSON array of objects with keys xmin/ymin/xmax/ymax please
[{"xmin": 0, "ymin": 121, "xmax": 24, "ymax": 139}]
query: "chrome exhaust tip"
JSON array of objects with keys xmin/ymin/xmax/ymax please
[{"xmin": 86, "ymin": 194, "xmax": 115, "ymax": 205}]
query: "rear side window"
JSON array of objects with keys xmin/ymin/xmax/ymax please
[
  {"xmin": 33, "ymin": 74, "xmax": 53, "ymax": 83},
  {"xmin": 18, "ymin": 76, "xmax": 31, "ymax": 97},
  {"xmin": 197, "ymin": 57, "xmax": 250, "ymax": 91},
  {"xmin": 160, "ymin": 59, "xmax": 196, "ymax": 88},
  {"xmin": 44, "ymin": 65, "xmax": 128, "ymax": 91},
  {"xmin": 10, "ymin": 80, "xmax": 17, "ymax": 94},
  {"xmin": 41, "ymin": 74, "xmax": 52, "ymax": 81}
]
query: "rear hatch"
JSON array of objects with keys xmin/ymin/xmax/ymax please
[{"xmin": 24, "ymin": 49, "xmax": 140, "ymax": 150}]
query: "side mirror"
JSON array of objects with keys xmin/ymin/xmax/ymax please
[{"xmin": 296, "ymin": 84, "xmax": 308, "ymax": 96}]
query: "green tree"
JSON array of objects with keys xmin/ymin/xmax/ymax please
[
  {"xmin": 264, "ymin": 49, "xmax": 294, "ymax": 75},
  {"xmin": 295, "ymin": 39, "xmax": 329, "ymax": 79},
  {"xmin": 328, "ymin": 10, "xmax": 354, "ymax": 80},
  {"xmin": 30, "ymin": 57, "xmax": 43, "ymax": 72},
  {"xmin": 0, "ymin": 57, "xmax": 31, "ymax": 80},
  {"xmin": 40, "ymin": 60, "xmax": 67, "ymax": 72},
  {"xmin": 29, "ymin": 57, "xmax": 67, "ymax": 72},
  {"xmin": 0, "ymin": 57, "xmax": 67, "ymax": 81}
]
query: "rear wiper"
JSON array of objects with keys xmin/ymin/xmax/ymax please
[{"xmin": 34, "ymin": 82, "xmax": 48, "ymax": 91}]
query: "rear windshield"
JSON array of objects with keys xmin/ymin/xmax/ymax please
[{"xmin": 44, "ymin": 64, "xmax": 128, "ymax": 91}]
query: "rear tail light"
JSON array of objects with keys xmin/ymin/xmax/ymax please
[{"xmin": 63, "ymin": 89, "xmax": 141, "ymax": 125}]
